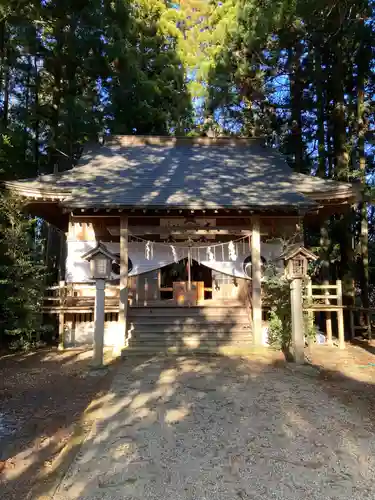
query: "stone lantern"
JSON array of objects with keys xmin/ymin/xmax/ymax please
[
  {"xmin": 83, "ymin": 242, "xmax": 116, "ymax": 280},
  {"xmin": 282, "ymin": 245, "xmax": 317, "ymax": 280},
  {"xmin": 82, "ymin": 242, "xmax": 117, "ymax": 368},
  {"xmin": 278, "ymin": 245, "xmax": 318, "ymax": 363}
]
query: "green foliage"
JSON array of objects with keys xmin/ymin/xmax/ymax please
[
  {"xmin": 264, "ymin": 267, "xmax": 317, "ymax": 350},
  {"xmin": 0, "ymin": 0, "xmax": 374, "ymax": 342},
  {"xmin": 0, "ymin": 193, "xmax": 47, "ymax": 347},
  {"xmin": 267, "ymin": 309, "xmax": 290, "ymax": 350},
  {"xmin": 105, "ymin": 0, "xmax": 192, "ymax": 135},
  {"xmin": 0, "ymin": 0, "xmax": 193, "ymax": 179},
  {"xmin": 263, "ymin": 273, "xmax": 292, "ymax": 350},
  {"xmin": 204, "ymin": 0, "xmax": 375, "ymax": 305}
]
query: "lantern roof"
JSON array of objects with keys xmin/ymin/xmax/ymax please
[
  {"xmin": 278, "ymin": 244, "xmax": 318, "ymax": 262},
  {"xmin": 81, "ymin": 242, "xmax": 118, "ymax": 262}
]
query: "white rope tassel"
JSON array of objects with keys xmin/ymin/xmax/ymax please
[
  {"xmin": 171, "ymin": 245, "xmax": 178, "ymax": 264},
  {"xmin": 228, "ymin": 240, "xmax": 237, "ymax": 261},
  {"xmin": 145, "ymin": 241, "xmax": 151, "ymax": 260},
  {"xmin": 207, "ymin": 246, "xmax": 214, "ymax": 262}
]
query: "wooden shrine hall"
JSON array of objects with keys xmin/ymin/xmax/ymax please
[{"xmin": 5, "ymin": 136, "xmax": 360, "ymax": 353}]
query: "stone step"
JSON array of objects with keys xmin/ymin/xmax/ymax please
[
  {"xmin": 126, "ymin": 330, "xmax": 253, "ymax": 345},
  {"xmin": 130, "ymin": 300, "xmax": 244, "ymax": 309},
  {"xmin": 129, "ymin": 307, "xmax": 249, "ymax": 318},
  {"xmin": 125, "ymin": 303, "xmax": 252, "ymax": 356},
  {"xmin": 129, "ymin": 312, "xmax": 251, "ymax": 320},
  {"xmin": 127, "ymin": 324, "xmax": 252, "ymax": 334},
  {"xmin": 128, "ymin": 308, "xmax": 249, "ymax": 320},
  {"xmin": 127, "ymin": 334, "xmax": 252, "ymax": 343},
  {"xmin": 128, "ymin": 335, "xmax": 252, "ymax": 345},
  {"xmin": 128, "ymin": 319, "xmax": 251, "ymax": 333},
  {"xmin": 122, "ymin": 344, "xmax": 256, "ymax": 356}
]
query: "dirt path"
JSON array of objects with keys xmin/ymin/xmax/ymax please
[
  {"xmin": 2, "ymin": 344, "xmax": 375, "ymax": 500},
  {"xmin": 50, "ymin": 346, "xmax": 375, "ymax": 500},
  {"xmin": 0, "ymin": 348, "xmax": 117, "ymax": 500}
]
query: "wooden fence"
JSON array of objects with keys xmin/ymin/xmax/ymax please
[
  {"xmin": 303, "ymin": 279, "xmax": 345, "ymax": 348},
  {"xmin": 304, "ymin": 279, "xmax": 374, "ymax": 345},
  {"xmin": 348, "ymin": 307, "xmax": 373, "ymax": 340}
]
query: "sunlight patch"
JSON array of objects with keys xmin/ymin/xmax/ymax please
[
  {"xmin": 165, "ymin": 406, "xmax": 189, "ymax": 424},
  {"xmin": 183, "ymin": 334, "xmax": 200, "ymax": 349}
]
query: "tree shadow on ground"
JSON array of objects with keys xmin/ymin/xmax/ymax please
[
  {"xmin": 26, "ymin": 349, "xmax": 375, "ymax": 500},
  {"xmin": 0, "ymin": 304, "xmax": 253, "ymax": 500},
  {"xmin": 0, "ymin": 348, "xmax": 120, "ymax": 500},
  {"xmin": 351, "ymin": 338, "xmax": 375, "ymax": 357}
]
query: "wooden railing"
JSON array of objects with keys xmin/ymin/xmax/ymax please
[
  {"xmin": 303, "ymin": 279, "xmax": 373, "ymax": 342},
  {"xmin": 44, "ymin": 282, "xmax": 213, "ymax": 310},
  {"xmin": 348, "ymin": 307, "xmax": 374, "ymax": 340},
  {"xmin": 303, "ymin": 279, "xmax": 345, "ymax": 348},
  {"xmin": 43, "ymin": 281, "xmax": 120, "ymax": 313}
]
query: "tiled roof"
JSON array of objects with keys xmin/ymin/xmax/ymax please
[{"xmin": 5, "ymin": 136, "xmax": 358, "ymax": 210}]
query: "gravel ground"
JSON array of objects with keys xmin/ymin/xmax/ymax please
[
  {"xmin": 53, "ymin": 353, "xmax": 375, "ymax": 500},
  {"xmin": 0, "ymin": 348, "xmax": 116, "ymax": 500}
]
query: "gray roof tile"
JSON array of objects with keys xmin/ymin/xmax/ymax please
[{"xmin": 6, "ymin": 136, "xmax": 357, "ymax": 210}]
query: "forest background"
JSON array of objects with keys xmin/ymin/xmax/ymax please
[{"xmin": 0, "ymin": 0, "xmax": 374, "ymax": 345}]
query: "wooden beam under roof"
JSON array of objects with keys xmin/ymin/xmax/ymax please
[{"xmin": 107, "ymin": 226, "xmax": 258, "ymax": 236}]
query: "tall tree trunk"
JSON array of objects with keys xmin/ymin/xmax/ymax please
[
  {"xmin": 34, "ymin": 56, "xmax": 40, "ymax": 174},
  {"xmin": 315, "ymin": 49, "xmax": 326, "ymax": 178},
  {"xmin": 66, "ymin": 59, "xmax": 78, "ymax": 161},
  {"xmin": 320, "ymin": 221, "xmax": 331, "ymax": 281},
  {"xmin": 23, "ymin": 56, "xmax": 32, "ymax": 161},
  {"xmin": 1, "ymin": 23, "xmax": 10, "ymax": 132},
  {"xmin": 357, "ymin": 56, "xmax": 369, "ymax": 312},
  {"xmin": 47, "ymin": 22, "xmax": 65, "ymax": 171},
  {"xmin": 326, "ymin": 120, "xmax": 333, "ymax": 178},
  {"xmin": 65, "ymin": 15, "xmax": 78, "ymax": 161},
  {"xmin": 0, "ymin": 20, "xmax": 5, "ymax": 100},
  {"xmin": 331, "ymin": 37, "xmax": 348, "ymax": 180},
  {"xmin": 50, "ymin": 70, "xmax": 61, "ymax": 168},
  {"xmin": 288, "ymin": 43, "xmax": 304, "ymax": 173},
  {"xmin": 338, "ymin": 210, "xmax": 355, "ymax": 314}
]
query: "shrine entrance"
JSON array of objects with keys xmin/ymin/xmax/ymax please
[{"xmin": 160, "ymin": 259, "xmax": 213, "ymax": 303}]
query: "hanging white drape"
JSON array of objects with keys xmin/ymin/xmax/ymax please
[
  {"xmin": 107, "ymin": 242, "xmax": 189, "ymax": 277},
  {"xmin": 66, "ymin": 240, "xmax": 283, "ymax": 282}
]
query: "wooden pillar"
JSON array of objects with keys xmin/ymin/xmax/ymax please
[
  {"xmin": 349, "ymin": 309, "xmax": 355, "ymax": 340},
  {"xmin": 119, "ymin": 215, "xmax": 129, "ymax": 347},
  {"xmin": 306, "ymin": 277, "xmax": 314, "ymax": 345},
  {"xmin": 290, "ymin": 278, "xmax": 305, "ymax": 363},
  {"xmin": 187, "ymin": 248, "xmax": 192, "ymax": 291},
  {"xmin": 58, "ymin": 280, "xmax": 65, "ymax": 350},
  {"xmin": 135, "ymin": 275, "xmax": 139, "ymax": 306},
  {"xmin": 251, "ymin": 216, "xmax": 262, "ymax": 345},
  {"xmin": 324, "ymin": 282, "xmax": 333, "ymax": 345},
  {"xmin": 92, "ymin": 278, "xmax": 105, "ymax": 367},
  {"xmin": 337, "ymin": 279, "xmax": 345, "ymax": 349}
]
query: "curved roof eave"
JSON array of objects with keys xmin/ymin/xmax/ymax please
[
  {"xmin": 2, "ymin": 136, "xmax": 362, "ymax": 209},
  {"xmin": 3, "ymin": 181, "xmax": 69, "ymax": 201}
]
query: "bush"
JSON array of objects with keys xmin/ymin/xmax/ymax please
[
  {"xmin": 263, "ymin": 274, "xmax": 292, "ymax": 350},
  {"xmin": 263, "ymin": 268, "xmax": 317, "ymax": 351},
  {"xmin": 0, "ymin": 194, "xmax": 47, "ymax": 348}
]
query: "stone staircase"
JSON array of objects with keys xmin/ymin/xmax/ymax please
[{"xmin": 123, "ymin": 302, "xmax": 253, "ymax": 355}]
